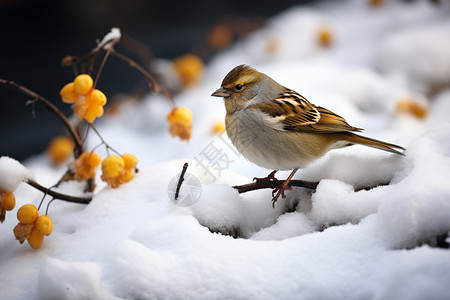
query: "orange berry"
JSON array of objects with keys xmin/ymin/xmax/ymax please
[
  {"xmin": 1, "ymin": 191, "xmax": 16, "ymax": 211},
  {"xmin": 122, "ymin": 153, "xmax": 138, "ymax": 170},
  {"xmin": 212, "ymin": 121, "xmax": 225, "ymax": 134},
  {"xmin": 89, "ymin": 89, "xmax": 107, "ymax": 106},
  {"xmin": 35, "ymin": 215, "xmax": 53, "ymax": 236},
  {"xmin": 167, "ymin": 107, "xmax": 193, "ymax": 141},
  {"xmin": 396, "ymin": 98, "xmax": 428, "ymax": 119},
  {"xmin": 173, "ymin": 54, "xmax": 204, "ymax": 87},
  {"xmin": 27, "ymin": 228, "xmax": 44, "ymax": 249},
  {"xmin": 102, "ymin": 155, "xmax": 125, "ymax": 178},
  {"xmin": 86, "ymin": 152, "xmax": 102, "ymax": 166},
  {"xmin": 72, "ymin": 152, "xmax": 101, "ymax": 181},
  {"xmin": 120, "ymin": 169, "xmax": 134, "ymax": 183},
  {"xmin": 73, "ymin": 74, "xmax": 93, "ymax": 96},
  {"xmin": 47, "ymin": 136, "xmax": 75, "ymax": 164},
  {"xmin": 317, "ymin": 25, "xmax": 333, "ymax": 48},
  {"xmin": 167, "ymin": 107, "xmax": 193, "ymax": 126},
  {"xmin": 84, "ymin": 104, "xmax": 104, "ymax": 123},
  {"xmin": 17, "ymin": 204, "xmax": 39, "ymax": 224},
  {"xmin": 60, "ymin": 82, "xmax": 78, "ymax": 103}
]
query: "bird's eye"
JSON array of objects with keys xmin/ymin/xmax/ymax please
[{"xmin": 235, "ymin": 83, "xmax": 243, "ymax": 91}]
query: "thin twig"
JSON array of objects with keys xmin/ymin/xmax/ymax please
[
  {"xmin": 175, "ymin": 163, "xmax": 189, "ymax": 200},
  {"xmin": 0, "ymin": 79, "xmax": 84, "ymax": 157},
  {"xmin": 26, "ymin": 179, "xmax": 92, "ymax": 204},
  {"xmin": 110, "ymin": 49, "xmax": 175, "ymax": 108},
  {"xmin": 233, "ymin": 179, "xmax": 319, "ymax": 194},
  {"xmin": 92, "ymin": 48, "xmax": 112, "ymax": 89},
  {"xmin": 88, "ymin": 123, "xmax": 121, "ymax": 156}
]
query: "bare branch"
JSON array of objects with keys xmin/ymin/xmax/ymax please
[
  {"xmin": 26, "ymin": 179, "xmax": 92, "ymax": 204},
  {"xmin": 233, "ymin": 179, "xmax": 319, "ymax": 194},
  {"xmin": 0, "ymin": 79, "xmax": 84, "ymax": 157}
]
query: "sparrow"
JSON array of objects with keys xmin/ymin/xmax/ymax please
[{"xmin": 212, "ymin": 64, "xmax": 405, "ymax": 206}]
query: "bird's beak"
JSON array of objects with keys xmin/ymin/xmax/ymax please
[{"xmin": 211, "ymin": 87, "xmax": 230, "ymax": 98}]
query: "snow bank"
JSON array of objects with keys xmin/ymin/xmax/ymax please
[{"xmin": 2, "ymin": 1, "xmax": 450, "ymax": 299}]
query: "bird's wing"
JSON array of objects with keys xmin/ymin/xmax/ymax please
[{"xmin": 250, "ymin": 90, "xmax": 362, "ymax": 133}]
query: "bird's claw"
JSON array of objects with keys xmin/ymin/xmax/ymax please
[
  {"xmin": 253, "ymin": 170, "xmax": 278, "ymax": 183},
  {"xmin": 271, "ymin": 184, "xmax": 292, "ymax": 208}
]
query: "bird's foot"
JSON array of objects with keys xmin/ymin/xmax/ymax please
[
  {"xmin": 271, "ymin": 182, "xmax": 292, "ymax": 208},
  {"xmin": 253, "ymin": 170, "xmax": 278, "ymax": 183}
]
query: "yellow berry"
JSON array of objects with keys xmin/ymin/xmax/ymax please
[
  {"xmin": 167, "ymin": 107, "xmax": 193, "ymax": 141},
  {"xmin": 212, "ymin": 121, "xmax": 225, "ymax": 134},
  {"xmin": 1, "ymin": 191, "xmax": 16, "ymax": 211},
  {"xmin": 173, "ymin": 54, "xmax": 205, "ymax": 87},
  {"xmin": 89, "ymin": 89, "xmax": 107, "ymax": 106},
  {"xmin": 84, "ymin": 104, "xmax": 104, "ymax": 123},
  {"xmin": 27, "ymin": 228, "xmax": 44, "ymax": 249},
  {"xmin": 167, "ymin": 107, "xmax": 193, "ymax": 126},
  {"xmin": 35, "ymin": 215, "xmax": 53, "ymax": 236},
  {"xmin": 72, "ymin": 152, "xmax": 102, "ymax": 181},
  {"xmin": 17, "ymin": 204, "xmax": 39, "ymax": 224},
  {"xmin": 102, "ymin": 155, "xmax": 125, "ymax": 178},
  {"xmin": 47, "ymin": 136, "xmax": 75, "ymax": 164},
  {"xmin": 120, "ymin": 169, "xmax": 134, "ymax": 183},
  {"xmin": 122, "ymin": 153, "xmax": 138, "ymax": 170},
  {"xmin": 73, "ymin": 74, "xmax": 93, "ymax": 96},
  {"xmin": 317, "ymin": 25, "xmax": 333, "ymax": 48},
  {"xmin": 86, "ymin": 152, "xmax": 102, "ymax": 166},
  {"xmin": 60, "ymin": 82, "xmax": 78, "ymax": 103},
  {"xmin": 396, "ymin": 98, "xmax": 428, "ymax": 119}
]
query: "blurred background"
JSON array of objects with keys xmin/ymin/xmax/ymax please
[{"xmin": 0, "ymin": 0, "xmax": 314, "ymax": 161}]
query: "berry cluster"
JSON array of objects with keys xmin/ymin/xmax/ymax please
[
  {"xmin": 167, "ymin": 107, "xmax": 193, "ymax": 141},
  {"xmin": 101, "ymin": 154, "xmax": 138, "ymax": 188},
  {"xmin": 0, "ymin": 191, "xmax": 16, "ymax": 223},
  {"xmin": 13, "ymin": 204, "xmax": 53, "ymax": 249},
  {"xmin": 60, "ymin": 74, "xmax": 107, "ymax": 123}
]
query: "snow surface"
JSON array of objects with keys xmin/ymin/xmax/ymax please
[{"xmin": 2, "ymin": 0, "xmax": 450, "ymax": 299}]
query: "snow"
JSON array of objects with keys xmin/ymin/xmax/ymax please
[
  {"xmin": 95, "ymin": 27, "xmax": 121, "ymax": 50},
  {"xmin": 2, "ymin": 0, "xmax": 450, "ymax": 299},
  {"xmin": 0, "ymin": 156, "xmax": 34, "ymax": 192}
]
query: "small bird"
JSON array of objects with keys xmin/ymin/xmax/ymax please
[{"xmin": 212, "ymin": 65, "xmax": 405, "ymax": 206}]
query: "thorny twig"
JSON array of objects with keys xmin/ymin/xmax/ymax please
[{"xmin": 0, "ymin": 79, "xmax": 84, "ymax": 157}]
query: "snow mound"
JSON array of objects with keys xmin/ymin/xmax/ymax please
[{"xmin": 0, "ymin": 156, "xmax": 34, "ymax": 192}]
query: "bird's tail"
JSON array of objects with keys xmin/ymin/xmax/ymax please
[{"xmin": 343, "ymin": 133, "xmax": 405, "ymax": 155}]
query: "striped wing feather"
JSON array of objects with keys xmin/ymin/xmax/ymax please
[{"xmin": 251, "ymin": 89, "xmax": 362, "ymax": 133}]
